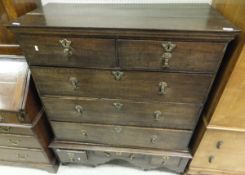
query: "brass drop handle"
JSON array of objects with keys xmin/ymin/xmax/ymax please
[
  {"xmin": 8, "ymin": 139, "xmax": 20, "ymax": 146},
  {"xmin": 159, "ymin": 82, "xmax": 168, "ymax": 95},
  {"xmin": 129, "ymin": 154, "xmax": 135, "ymax": 160},
  {"xmin": 161, "ymin": 42, "xmax": 176, "ymax": 68},
  {"xmin": 151, "ymin": 135, "xmax": 158, "ymax": 144},
  {"xmin": 112, "ymin": 71, "xmax": 124, "ymax": 80},
  {"xmin": 75, "ymin": 105, "xmax": 83, "ymax": 114},
  {"xmin": 17, "ymin": 154, "xmax": 28, "ymax": 160},
  {"xmin": 69, "ymin": 77, "xmax": 79, "ymax": 90},
  {"xmin": 154, "ymin": 111, "xmax": 162, "ymax": 121},
  {"xmin": 114, "ymin": 126, "xmax": 122, "ymax": 133},
  {"xmin": 216, "ymin": 141, "xmax": 223, "ymax": 149},
  {"xmin": 80, "ymin": 130, "xmax": 88, "ymax": 137},
  {"xmin": 0, "ymin": 126, "xmax": 11, "ymax": 132},
  {"xmin": 0, "ymin": 115, "xmax": 5, "ymax": 122},
  {"xmin": 208, "ymin": 155, "xmax": 215, "ymax": 164},
  {"xmin": 161, "ymin": 52, "xmax": 172, "ymax": 68},
  {"xmin": 162, "ymin": 42, "xmax": 176, "ymax": 52},
  {"xmin": 161, "ymin": 156, "xmax": 170, "ymax": 165},
  {"xmin": 18, "ymin": 111, "xmax": 25, "ymax": 122},
  {"xmin": 113, "ymin": 102, "xmax": 123, "ymax": 111},
  {"xmin": 59, "ymin": 38, "xmax": 72, "ymax": 56}
]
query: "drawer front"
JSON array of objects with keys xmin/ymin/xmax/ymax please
[
  {"xmin": 0, "ymin": 147, "xmax": 50, "ymax": 163},
  {"xmin": 19, "ymin": 35, "xmax": 116, "ymax": 68},
  {"xmin": 51, "ymin": 121, "xmax": 191, "ymax": 150},
  {"xmin": 55, "ymin": 148, "xmax": 189, "ymax": 173},
  {"xmin": 43, "ymin": 96, "xmax": 201, "ymax": 130},
  {"xmin": 0, "ymin": 111, "xmax": 28, "ymax": 124},
  {"xmin": 32, "ymin": 67, "xmax": 212, "ymax": 104},
  {"xmin": 118, "ymin": 40, "xmax": 226, "ymax": 72},
  {"xmin": 191, "ymin": 129, "xmax": 245, "ymax": 172},
  {"xmin": 0, "ymin": 126, "xmax": 33, "ymax": 135},
  {"xmin": 0, "ymin": 134, "xmax": 40, "ymax": 148}
]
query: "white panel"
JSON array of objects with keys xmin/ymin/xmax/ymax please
[{"xmin": 41, "ymin": 0, "xmax": 212, "ymax": 5}]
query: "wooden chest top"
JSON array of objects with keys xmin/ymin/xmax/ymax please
[{"xmin": 7, "ymin": 3, "xmax": 239, "ymax": 40}]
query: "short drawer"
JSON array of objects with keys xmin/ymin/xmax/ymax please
[
  {"xmin": 54, "ymin": 148, "xmax": 189, "ymax": 173},
  {"xmin": 43, "ymin": 96, "xmax": 201, "ymax": 130},
  {"xmin": 0, "ymin": 111, "xmax": 29, "ymax": 124},
  {"xmin": 51, "ymin": 121, "xmax": 191, "ymax": 150},
  {"xmin": 18, "ymin": 35, "xmax": 116, "ymax": 68},
  {"xmin": 191, "ymin": 129, "xmax": 245, "ymax": 173},
  {"xmin": 32, "ymin": 67, "xmax": 212, "ymax": 104},
  {"xmin": 118, "ymin": 40, "xmax": 226, "ymax": 72},
  {"xmin": 0, "ymin": 134, "xmax": 41, "ymax": 148},
  {"xmin": 0, "ymin": 126, "xmax": 33, "ymax": 135},
  {"xmin": 0, "ymin": 147, "xmax": 50, "ymax": 163}
]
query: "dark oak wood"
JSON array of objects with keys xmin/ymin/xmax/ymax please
[
  {"xmin": 8, "ymin": 4, "xmax": 238, "ymax": 32},
  {"xmin": 8, "ymin": 3, "xmax": 239, "ymax": 173},
  {"xmin": 118, "ymin": 39, "xmax": 227, "ymax": 73},
  {"xmin": 51, "ymin": 121, "xmax": 191, "ymax": 151},
  {"xmin": 54, "ymin": 148, "xmax": 189, "ymax": 173},
  {"xmin": 32, "ymin": 67, "xmax": 213, "ymax": 104},
  {"xmin": 19, "ymin": 35, "xmax": 116, "ymax": 68},
  {"xmin": 42, "ymin": 96, "xmax": 201, "ymax": 130}
]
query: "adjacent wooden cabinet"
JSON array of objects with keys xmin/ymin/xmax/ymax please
[
  {"xmin": 0, "ymin": 56, "xmax": 58, "ymax": 172},
  {"xmin": 187, "ymin": 0, "xmax": 245, "ymax": 174},
  {"xmin": 8, "ymin": 3, "xmax": 238, "ymax": 174}
]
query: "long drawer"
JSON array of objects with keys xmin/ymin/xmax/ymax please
[
  {"xmin": 54, "ymin": 148, "xmax": 189, "ymax": 173},
  {"xmin": 0, "ymin": 146, "xmax": 51, "ymax": 163},
  {"xmin": 0, "ymin": 134, "xmax": 41, "ymax": 148},
  {"xmin": 32, "ymin": 67, "xmax": 212, "ymax": 104},
  {"xmin": 43, "ymin": 96, "xmax": 201, "ymax": 130},
  {"xmin": 0, "ymin": 111, "xmax": 29, "ymax": 124},
  {"xmin": 118, "ymin": 39, "xmax": 226, "ymax": 73},
  {"xmin": 18, "ymin": 35, "xmax": 116, "ymax": 68},
  {"xmin": 51, "ymin": 121, "xmax": 192, "ymax": 150}
]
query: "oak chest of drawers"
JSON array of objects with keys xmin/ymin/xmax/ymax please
[
  {"xmin": 0, "ymin": 57, "xmax": 58, "ymax": 172},
  {"xmin": 8, "ymin": 3, "xmax": 238, "ymax": 173}
]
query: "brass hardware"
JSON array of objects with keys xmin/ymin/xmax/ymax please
[
  {"xmin": 216, "ymin": 141, "xmax": 223, "ymax": 149},
  {"xmin": 18, "ymin": 111, "xmax": 25, "ymax": 122},
  {"xmin": 80, "ymin": 130, "xmax": 88, "ymax": 137},
  {"xmin": 8, "ymin": 139, "xmax": 20, "ymax": 146},
  {"xmin": 151, "ymin": 135, "xmax": 158, "ymax": 144},
  {"xmin": 67, "ymin": 152, "xmax": 81, "ymax": 162},
  {"xmin": 112, "ymin": 71, "xmax": 124, "ymax": 80},
  {"xmin": 161, "ymin": 52, "xmax": 172, "ymax": 68},
  {"xmin": 59, "ymin": 38, "xmax": 72, "ymax": 56},
  {"xmin": 161, "ymin": 42, "xmax": 176, "ymax": 68},
  {"xmin": 129, "ymin": 154, "xmax": 135, "ymax": 160},
  {"xmin": 159, "ymin": 82, "xmax": 168, "ymax": 95},
  {"xmin": 154, "ymin": 111, "xmax": 162, "ymax": 121},
  {"xmin": 0, "ymin": 126, "xmax": 11, "ymax": 132},
  {"xmin": 0, "ymin": 115, "xmax": 5, "ymax": 122},
  {"xmin": 69, "ymin": 77, "xmax": 79, "ymax": 90},
  {"xmin": 161, "ymin": 156, "xmax": 170, "ymax": 165},
  {"xmin": 113, "ymin": 102, "xmax": 123, "ymax": 111},
  {"xmin": 104, "ymin": 152, "xmax": 111, "ymax": 157},
  {"xmin": 17, "ymin": 154, "xmax": 28, "ymax": 160},
  {"xmin": 75, "ymin": 105, "xmax": 83, "ymax": 114},
  {"xmin": 162, "ymin": 42, "xmax": 176, "ymax": 52},
  {"xmin": 114, "ymin": 126, "xmax": 122, "ymax": 133},
  {"xmin": 208, "ymin": 155, "xmax": 215, "ymax": 163}
]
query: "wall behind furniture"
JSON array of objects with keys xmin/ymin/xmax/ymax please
[{"xmin": 41, "ymin": 0, "xmax": 211, "ymax": 5}]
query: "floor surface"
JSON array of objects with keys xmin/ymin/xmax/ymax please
[{"xmin": 0, "ymin": 164, "xmax": 177, "ymax": 175}]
